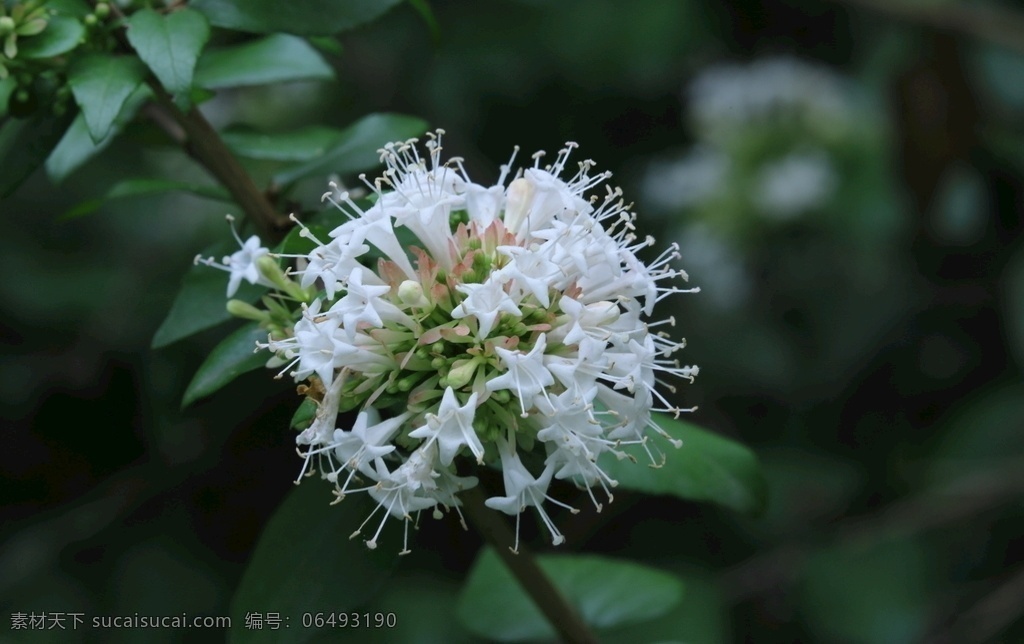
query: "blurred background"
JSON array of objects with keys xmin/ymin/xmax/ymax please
[{"xmin": 3, "ymin": 0, "xmax": 1024, "ymax": 641}]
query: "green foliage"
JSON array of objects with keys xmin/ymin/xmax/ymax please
[
  {"xmin": 0, "ymin": 109, "xmax": 74, "ymax": 197},
  {"xmin": 800, "ymin": 538, "xmax": 933, "ymax": 643},
  {"xmin": 228, "ymin": 484, "xmax": 399, "ymax": 644},
  {"xmin": 182, "ymin": 322, "xmax": 270, "ymax": 408},
  {"xmin": 126, "ymin": 8, "xmax": 211, "ymax": 97},
  {"xmin": 152, "ymin": 242, "xmax": 267, "ymax": 349},
  {"xmin": 456, "ymin": 548, "xmax": 684, "ymax": 642},
  {"xmin": 67, "ymin": 54, "xmax": 147, "ymax": 142},
  {"xmin": 222, "ymin": 125, "xmax": 347, "ymax": 162},
  {"xmin": 17, "ymin": 15, "xmax": 84, "ymax": 59},
  {"xmin": 272, "ymin": 113, "xmax": 429, "ymax": 186},
  {"xmin": 598, "ymin": 414, "xmax": 768, "ymax": 515},
  {"xmin": 194, "ymin": 34, "xmax": 333, "ymax": 89},
  {"xmin": 599, "ymin": 569, "xmax": 728, "ymax": 643},
  {"xmin": 46, "ymin": 85, "xmax": 150, "ymax": 183},
  {"xmin": 61, "ymin": 179, "xmax": 231, "ymax": 220},
  {"xmin": 192, "ymin": 0, "xmax": 405, "ymax": 36}
]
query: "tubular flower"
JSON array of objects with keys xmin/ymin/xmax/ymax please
[{"xmin": 226, "ymin": 132, "xmax": 698, "ymax": 550}]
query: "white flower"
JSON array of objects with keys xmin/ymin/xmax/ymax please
[
  {"xmin": 451, "ymin": 275, "xmax": 522, "ymax": 339},
  {"xmin": 486, "ymin": 333, "xmax": 557, "ymax": 417},
  {"xmin": 193, "ymin": 217, "xmax": 274, "ymax": 297},
  {"xmin": 408, "ymin": 387, "xmax": 484, "ymax": 465},
  {"xmin": 211, "ymin": 132, "xmax": 698, "ymax": 552},
  {"xmin": 484, "ymin": 440, "xmax": 576, "ymax": 551}
]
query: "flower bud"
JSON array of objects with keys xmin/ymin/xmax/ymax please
[
  {"xmin": 503, "ymin": 177, "xmax": 534, "ymax": 235},
  {"xmin": 397, "ymin": 280, "xmax": 429, "ymax": 308},
  {"xmin": 227, "ymin": 299, "xmax": 269, "ymax": 322},
  {"xmin": 445, "ymin": 359, "xmax": 478, "ymax": 390}
]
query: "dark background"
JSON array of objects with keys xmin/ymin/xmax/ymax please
[{"xmin": 3, "ymin": 0, "xmax": 1024, "ymax": 641}]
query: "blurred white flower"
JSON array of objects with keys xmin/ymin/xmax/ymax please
[
  {"xmin": 643, "ymin": 146, "xmax": 728, "ymax": 212},
  {"xmin": 688, "ymin": 56, "xmax": 851, "ymax": 137},
  {"xmin": 753, "ymin": 150, "xmax": 838, "ymax": 220}
]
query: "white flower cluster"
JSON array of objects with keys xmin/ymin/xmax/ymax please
[{"xmin": 212, "ymin": 133, "xmax": 698, "ymax": 552}]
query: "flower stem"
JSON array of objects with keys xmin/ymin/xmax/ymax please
[{"xmin": 460, "ymin": 486, "xmax": 598, "ymax": 644}]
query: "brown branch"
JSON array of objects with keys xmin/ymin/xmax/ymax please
[
  {"xmin": 103, "ymin": 0, "xmax": 288, "ymax": 240},
  {"xmin": 825, "ymin": 0, "xmax": 1024, "ymax": 55},
  {"xmin": 460, "ymin": 486, "xmax": 599, "ymax": 644},
  {"xmin": 145, "ymin": 82, "xmax": 290, "ymax": 240}
]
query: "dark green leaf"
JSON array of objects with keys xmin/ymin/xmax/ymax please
[
  {"xmin": 0, "ymin": 77, "xmax": 15, "ymax": 116},
  {"xmin": 358, "ymin": 575, "xmax": 472, "ymax": 643},
  {"xmin": 46, "ymin": 0, "xmax": 91, "ymax": 17},
  {"xmin": 597, "ymin": 415, "xmax": 768, "ymax": 515},
  {"xmin": 223, "ymin": 125, "xmax": 344, "ymax": 162},
  {"xmin": 67, "ymin": 55, "xmax": 146, "ymax": 142},
  {"xmin": 273, "ymin": 113, "xmax": 428, "ymax": 186},
  {"xmin": 599, "ymin": 570, "xmax": 728, "ymax": 643},
  {"xmin": 18, "ymin": 15, "xmax": 86, "ymax": 59},
  {"xmin": 306, "ymin": 36, "xmax": 344, "ymax": 56},
  {"xmin": 228, "ymin": 485, "xmax": 399, "ymax": 644},
  {"xmin": 46, "ymin": 85, "xmax": 150, "ymax": 183},
  {"xmin": 289, "ymin": 398, "xmax": 318, "ymax": 430},
  {"xmin": 801, "ymin": 538, "xmax": 932, "ymax": 644},
  {"xmin": 0, "ymin": 110, "xmax": 75, "ymax": 197},
  {"xmin": 457, "ymin": 549, "xmax": 683, "ymax": 642},
  {"xmin": 152, "ymin": 242, "xmax": 267, "ymax": 348},
  {"xmin": 406, "ymin": 0, "xmax": 440, "ymax": 44},
  {"xmin": 61, "ymin": 179, "xmax": 231, "ymax": 219},
  {"xmin": 194, "ymin": 34, "xmax": 333, "ymax": 90},
  {"xmin": 182, "ymin": 322, "xmax": 269, "ymax": 407},
  {"xmin": 192, "ymin": 0, "xmax": 404, "ymax": 36},
  {"xmin": 127, "ymin": 8, "xmax": 211, "ymax": 95}
]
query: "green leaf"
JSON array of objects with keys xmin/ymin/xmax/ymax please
[
  {"xmin": 17, "ymin": 15, "xmax": 86, "ymax": 59},
  {"xmin": 182, "ymin": 322, "xmax": 268, "ymax": 407},
  {"xmin": 67, "ymin": 55, "xmax": 147, "ymax": 142},
  {"xmin": 457, "ymin": 549, "xmax": 684, "ymax": 642},
  {"xmin": 61, "ymin": 178, "xmax": 231, "ymax": 219},
  {"xmin": 801, "ymin": 538, "xmax": 932, "ymax": 644},
  {"xmin": 289, "ymin": 398, "xmax": 318, "ymax": 430},
  {"xmin": 406, "ymin": 0, "xmax": 441, "ymax": 44},
  {"xmin": 273, "ymin": 113, "xmax": 428, "ymax": 186},
  {"xmin": 127, "ymin": 8, "xmax": 211, "ymax": 95},
  {"xmin": 599, "ymin": 570, "xmax": 728, "ymax": 643},
  {"xmin": 228, "ymin": 484, "xmax": 399, "ymax": 644},
  {"xmin": 223, "ymin": 125, "xmax": 345, "ymax": 162},
  {"xmin": 46, "ymin": 0, "xmax": 92, "ymax": 17},
  {"xmin": 0, "ymin": 76, "xmax": 15, "ymax": 116},
  {"xmin": 46, "ymin": 85, "xmax": 151, "ymax": 183},
  {"xmin": 0, "ymin": 110, "xmax": 75, "ymax": 197},
  {"xmin": 597, "ymin": 415, "xmax": 768, "ymax": 515},
  {"xmin": 152, "ymin": 242, "xmax": 267, "ymax": 348},
  {"xmin": 194, "ymin": 34, "xmax": 333, "ymax": 90},
  {"xmin": 192, "ymin": 0, "xmax": 404, "ymax": 36}
]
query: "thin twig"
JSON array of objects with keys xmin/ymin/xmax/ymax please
[{"xmin": 460, "ymin": 486, "xmax": 599, "ymax": 644}]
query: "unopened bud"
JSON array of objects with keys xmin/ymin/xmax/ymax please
[
  {"xmin": 446, "ymin": 359, "xmax": 478, "ymax": 389},
  {"xmin": 226, "ymin": 299, "xmax": 269, "ymax": 321},
  {"xmin": 397, "ymin": 280, "xmax": 429, "ymax": 308}
]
